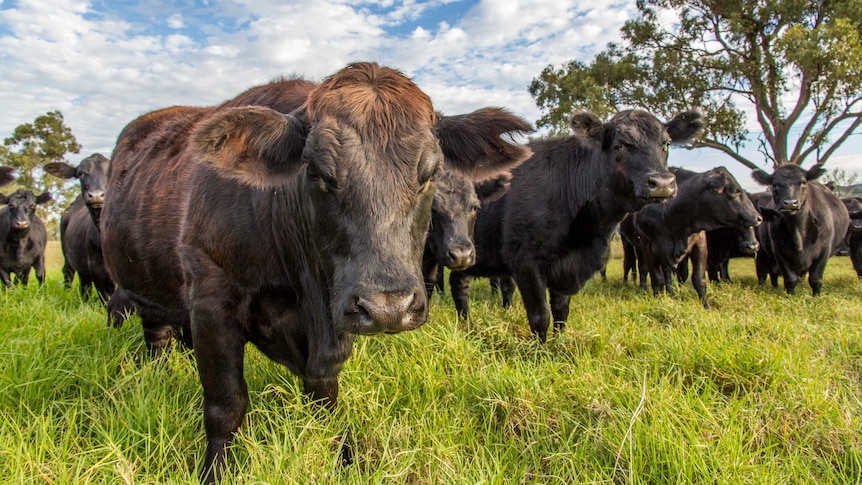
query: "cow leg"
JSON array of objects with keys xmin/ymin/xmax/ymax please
[
  {"xmin": 18, "ymin": 268, "xmax": 30, "ymax": 286},
  {"xmin": 808, "ymin": 255, "xmax": 829, "ymax": 296},
  {"xmin": 435, "ymin": 265, "xmax": 445, "ymax": 295},
  {"xmin": 449, "ymin": 270, "xmax": 472, "ymax": 320},
  {"xmin": 755, "ymin": 252, "xmax": 769, "ymax": 286},
  {"xmin": 549, "ymin": 290, "xmax": 571, "ymax": 331},
  {"xmin": 489, "ymin": 277, "xmax": 500, "ymax": 296},
  {"xmin": 192, "ymin": 300, "xmax": 248, "ymax": 485},
  {"xmin": 783, "ymin": 270, "xmax": 799, "ymax": 295},
  {"xmin": 62, "ymin": 262, "xmax": 75, "ymax": 288},
  {"xmin": 690, "ymin": 245, "xmax": 709, "ymax": 309},
  {"xmin": 0, "ymin": 269, "xmax": 12, "ymax": 287},
  {"xmin": 513, "ymin": 268, "xmax": 550, "ymax": 342},
  {"xmin": 500, "ymin": 276, "xmax": 516, "ymax": 308},
  {"xmin": 34, "ymin": 255, "xmax": 45, "ymax": 286},
  {"xmin": 421, "ymin": 255, "xmax": 439, "ymax": 300},
  {"xmin": 79, "ymin": 276, "xmax": 94, "ymax": 300}
]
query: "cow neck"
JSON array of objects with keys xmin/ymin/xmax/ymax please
[{"xmin": 656, "ymin": 183, "xmax": 701, "ymax": 239}]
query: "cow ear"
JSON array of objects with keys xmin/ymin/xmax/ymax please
[
  {"xmin": 474, "ymin": 172, "xmax": 512, "ymax": 204},
  {"xmin": 436, "ymin": 107, "xmax": 533, "ymax": 182},
  {"xmin": 35, "ymin": 192, "xmax": 52, "ymax": 205},
  {"xmin": 191, "ymin": 106, "xmax": 307, "ymax": 189},
  {"xmin": 806, "ymin": 163, "xmax": 826, "ymax": 181},
  {"xmin": 705, "ymin": 169, "xmax": 727, "ymax": 190},
  {"xmin": 0, "ymin": 167, "xmax": 14, "ymax": 188},
  {"xmin": 569, "ymin": 111, "xmax": 603, "ymax": 137},
  {"xmin": 44, "ymin": 162, "xmax": 79, "ymax": 180},
  {"xmin": 751, "ymin": 169, "xmax": 772, "ymax": 186},
  {"xmin": 665, "ymin": 110, "xmax": 704, "ymax": 144}
]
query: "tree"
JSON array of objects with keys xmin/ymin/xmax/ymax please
[
  {"xmin": 1, "ymin": 110, "xmax": 82, "ymax": 236},
  {"xmin": 529, "ymin": 0, "xmax": 862, "ymax": 170}
]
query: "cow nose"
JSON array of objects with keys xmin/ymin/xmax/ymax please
[
  {"xmin": 351, "ymin": 290, "xmax": 426, "ymax": 333},
  {"xmin": 746, "ymin": 241, "xmax": 760, "ymax": 253},
  {"xmin": 86, "ymin": 190, "xmax": 105, "ymax": 205},
  {"xmin": 780, "ymin": 199, "xmax": 800, "ymax": 211},
  {"xmin": 646, "ymin": 173, "xmax": 677, "ymax": 199},
  {"xmin": 446, "ymin": 245, "xmax": 475, "ymax": 269},
  {"xmin": 14, "ymin": 220, "xmax": 29, "ymax": 229}
]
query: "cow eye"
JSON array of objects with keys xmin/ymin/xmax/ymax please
[{"xmin": 613, "ymin": 142, "xmax": 624, "ymax": 153}]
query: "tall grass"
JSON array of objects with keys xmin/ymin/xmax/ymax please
[{"xmin": 1, "ymin": 248, "xmax": 860, "ymax": 484}]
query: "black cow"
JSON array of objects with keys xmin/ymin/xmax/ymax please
[
  {"xmin": 704, "ymin": 226, "xmax": 760, "ymax": 282},
  {"xmin": 450, "ymin": 109, "xmax": 704, "ymax": 341},
  {"xmin": 422, "ymin": 171, "xmax": 512, "ymax": 298},
  {"xmin": 0, "ymin": 189, "xmax": 52, "ymax": 286},
  {"xmin": 45, "ymin": 153, "xmax": 114, "ymax": 300},
  {"xmin": 751, "ymin": 163, "xmax": 850, "ymax": 295},
  {"xmin": 100, "ymin": 62, "xmax": 533, "ymax": 483},
  {"xmin": 620, "ymin": 167, "xmax": 762, "ymax": 308},
  {"xmin": 841, "ymin": 197, "xmax": 862, "ymax": 278}
]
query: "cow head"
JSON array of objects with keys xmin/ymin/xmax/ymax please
[
  {"xmin": 191, "ymin": 62, "xmax": 532, "ymax": 336},
  {"xmin": 735, "ymin": 226, "xmax": 760, "ymax": 255},
  {"xmin": 427, "ymin": 169, "xmax": 513, "ymax": 270},
  {"xmin": 683, "ymin": 167, "xmax": 763, "ymax": 230},
  {"xmin": 842, "ymin": 197, "xmax": 862, "ymax": 232},
  {"xmin": 752, "ymin": 163, "xmax": 826, "ymax": 214},
  {"xmin": 571, "ymin": 109, "xmax": 704, "ymax": 212},
  {"xmin": 45, "ymin": 153, "xmax": 111, "ymax": 226},
  {"xmin": 0, "ymin": 167, "xmax": 14, "ymax": 188},
  {"xmin": 0, "ymin": 189, "xmax": 52, "ymax": 234}
]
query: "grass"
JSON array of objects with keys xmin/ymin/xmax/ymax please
[{"xmin": 1, "ymin": 242, "xmax": 861, "ymax": 484}]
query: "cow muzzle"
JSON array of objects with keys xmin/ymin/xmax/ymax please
[
  {"xmin": 443, "ymin": 244, "xmax": 476, "ymax": 270},
  {"xmin": 642, "ymin": 172, "xmax": 677, "ymax": 202},
  {"xmin": 339, "ymin": 289, "xmax": 428, "ymax": 335},
  {"xmin": 779, "ymin": 199, "xmax": 800, "ymax": 213}
]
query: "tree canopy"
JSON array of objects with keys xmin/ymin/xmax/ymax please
[
  {"xmin": 529, "ymin": 0, "xmax": 862, "ymax": 170},
  {"xmin": 1, "ymin": 110, "xmax": 82, "ymax": 235}
]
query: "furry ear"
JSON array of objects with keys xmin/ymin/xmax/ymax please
[
  {"xmin": 751, "ymin": 169, "xmax": 773, "ymax": 186},
  {"xmin": 44, "ymin": 162, "xmax": 79, "ymax": 180},
  {"xmin": 0, "ymin": 167, "xmax": 14, "ymax": 188},
  {"xmin": 191, "ymin": 106, "xmax": 308, "ymax": 189},
  {"xmin": 36, "ymin": 192, "xmax": 53, "ymax": 205},
  {"xmin": 474, "ymin": 172, "xmax": 513, "ymax": 204},
  {"xmin": 806, "ymin": 163, "xmax": 826, "ymax": 181},
  {"xmin": 436, "ymin": 108, "xmax": 533, "ymax": 182},
  {"xmin": 569, "ymin": 111, "xmax": 603, "ymax": 138},
  {"xmin": 665, "ymin": 110, "xmax": 704, "ymax": 144},
  {"xmin": 705, "ymin": 169, "xmax": 727, "ymax": 190}
]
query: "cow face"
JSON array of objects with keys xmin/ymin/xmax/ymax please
[
  {"xmin": 842, "ymin": 197, "xmax": 862, "ymax": 232},
  {"xmin": 735, "ymin": 226, "xmax": 760, "ymax": 255},
  {"xmin": 752, "ymin": 163, "xmax": 827, "ymax": 214},
  {"xmin": 0, "ymin": 189, "xmax": 52, "ymax": 233},
  {"xmin": 694, "ymin": 167, "xmax": 763, "ymax": 229},
  {"xmin": 45, "ymin": 153, "xmax": 111, "ymax": 225},
  {"xmin": 191, "ymin": 62, "xmax": 532, "ymax": 336},
  {"xmin": 572, "ymin": 109, "xmax": 704, "ymax": 212}
]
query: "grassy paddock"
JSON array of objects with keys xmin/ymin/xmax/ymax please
[{"xmin": 1, "ymin": 246, "xmax": 861, "ymax": 484}]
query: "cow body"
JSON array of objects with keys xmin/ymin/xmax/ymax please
[
  {"xmin": 0, "ymin": 189, "xmax": 52, "ymax": 286},
  {"xmin": 450, "ymin": 109, "xmax": 704, "ymax": 341},
  {"xmin": 752, "ymin": 164, "xmax": 850, "ymax": 295},
  {"xmin": 45, "ymin": 153, "xmax": 114, "ymax": 300},
  {"xmin": 101, "ymin": 62, "xmax": 532, "ymax": 483},
  {"xmin": 620, "ymin": 167, "xmax": 762, "ymax": 307}
]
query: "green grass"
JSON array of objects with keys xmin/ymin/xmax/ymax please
[{"xmin": 1, "ymin": 246, "xmax": 861, "ymax": 484}]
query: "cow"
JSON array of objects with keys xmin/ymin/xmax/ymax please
[
  {"xmin": 100, "ymin": 62, "xmax": 533, "ymax": 484},
  {"xmin": 620, "ymin": 167, "xmax": 762, "ymax": 308},
  {"xmin": 448, "ymin": 109, "xmax": 704, "ymax": 341},
  {"xmin": 0, "ymin": 167, "xmax": 14, "ymax": 187},
  {"xmin": 422, "ymin": 171, "xmax": 512, "ymax": 298},
  {"xmin": 841, "ymin": 197, "xmax": 862, "ymax": 278},
  {"xmin": 0, "ymin": 188, "xmax": 52, "ymax": 286},
  {"xmin": 751, "ymin": 163, "xmax": 850, "ymax": 295},
  {"xmin": 704, "ymin": 226, "xmax": 760, "ymax": 282},
  {"xmin": 44, "ymin": 153, "xmax": 114, "ymax": 301}
]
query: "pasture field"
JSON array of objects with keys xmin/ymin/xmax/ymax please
[{"xmin": 1, "ymin": 243, "xmax": 861, "ymax": 484}]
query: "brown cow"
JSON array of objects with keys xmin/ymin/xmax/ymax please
[{"xmin": 101, "ymin": 62, "xmax": 533, "ymax": 483}]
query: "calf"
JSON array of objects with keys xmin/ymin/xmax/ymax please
[
  {"xmin": 422, "ymin": 171, "xmax": 512, "ymax": 298},
  {"xmin": 620, "ymin": 167, "xmax": 761, "ymax": 307},
  {"xmin": 752, "ymin": 163, "xmax": 850, "ymax": 295},
  {"xmin": 45, "ymin": 153, "xmax": 114, "ymax": 300},
  {"xmin": 0, "ymin": 189, "xmax": 52, "ymax": 286},
  {"xmin": 841, "ymin": 197, "xmax": 862, "ymax": 278},
  {"xmin": 450, "ymin": 109, "xmax": 704, "ymax": 341},
  {"xmin": 100, "ymin": 62, "xmax": 533, "ymax": 483}
]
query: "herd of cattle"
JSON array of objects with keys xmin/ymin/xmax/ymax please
[{"xmin": 1, "ymin": 62, "xmax": 860, "ymax": 482}]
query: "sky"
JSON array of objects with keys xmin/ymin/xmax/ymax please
[{"xmin": 0, "ymin": 0, "xmax": 860, "ymax": 191}]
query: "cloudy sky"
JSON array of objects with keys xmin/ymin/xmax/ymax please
[{"xmin": 1, "ymin": 0, "xmax": 860, "ymax": 190}]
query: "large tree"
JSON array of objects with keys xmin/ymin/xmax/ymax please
[
  {"xmin": 1, "ymin": 110, "xmax": 82, "ymax": 234},
  {"xmin": 529, "ymin": 0, "xmax": 862, "ymax": 170}
]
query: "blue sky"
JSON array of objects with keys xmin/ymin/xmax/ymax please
[{"xmin": 0, "ymin": 0, "xmax": 859, "ymax": 190}]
